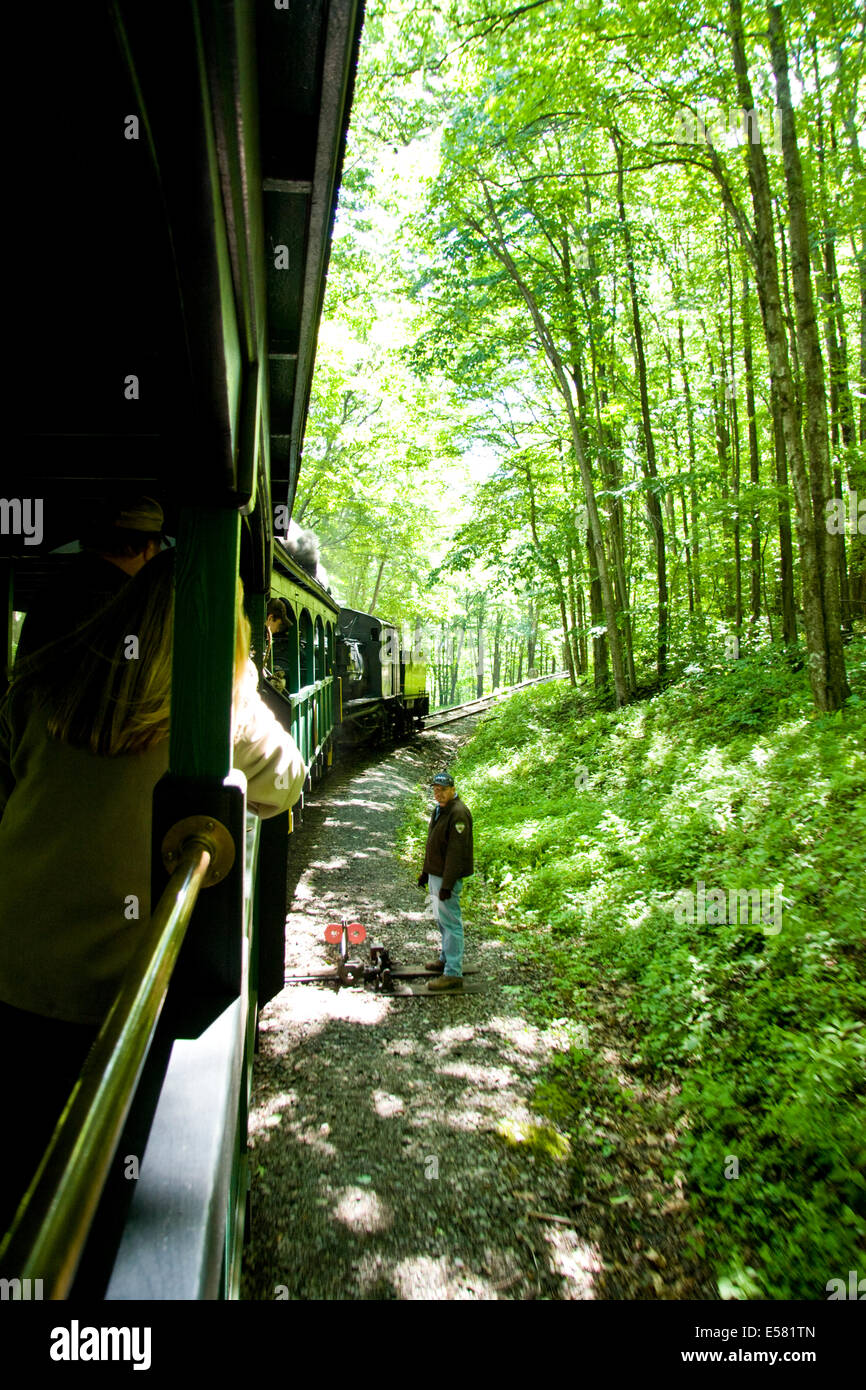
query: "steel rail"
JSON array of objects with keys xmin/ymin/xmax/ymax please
[
  {"xmin": 0, "ymin": 839, "xmax": 213, "ymax": 1296},
  {"xmin": 424, "ymin": 671, "xmax": 569, "ymax": 728}
]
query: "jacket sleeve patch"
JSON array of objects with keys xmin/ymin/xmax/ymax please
[{"xmin": 455, "ymin": 822, "xmax": 465, "ymax": 834}]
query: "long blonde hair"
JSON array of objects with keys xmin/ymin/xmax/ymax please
[{"xmin": 9, "ymin": 550, "xmax": 252, "ymax": 756}]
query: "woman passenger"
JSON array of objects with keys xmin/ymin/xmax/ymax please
[{"xmin": 0, "ymin": 548, "xmax": 305, "ymax": 1235}]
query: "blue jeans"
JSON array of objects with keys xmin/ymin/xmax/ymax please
[{"xmin": 428, "ymin": 875, "xmax": 464, "ymax": 977}]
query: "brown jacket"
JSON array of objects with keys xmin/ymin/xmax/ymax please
[
  {"xmin": 422, "ymin": 796, "xmax": 473, "ymax": 892},
  {"xmin": 0, "ymin": 669, "xmax": 306, "ymax": 1025}
]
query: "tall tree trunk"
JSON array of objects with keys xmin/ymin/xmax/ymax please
[
  {"xmin": 663, "ymin": 485, "xmax": 679, "ymax": 615},
  {"xmin": 848, "ymin": 235, "xmax": 866, "ymax": 617},
  {"xmin": 555, "ymin": 423, "xmax": 586, "ymax": 681},
  {"xmin": 761, "ymin": 537, "xmax": 776, "ymax": 643},
  {"xmin": 448, "ymin": 625, "xmax": 465, "ymax": 704},
  {"xmin": 679, "ymin": 489, "xmax": 695, "ymax": 612},
  {"xmin": 368, "ymin": 558, "xmax": 386, "ymax": 613},
  {"xmin": 576, "ymin": 579, "xmax": 588, "ymax": 673},
  {"xmin": 661, "ymin": 337, "xmax": 695, "ymax": 614},
  {"xmin": 724, "ymin": 229, "xmax": 744, "ymax": 630},
  {"xmin": 770, "ymin": 381, "xmax": 798, "ymax": 644},
  {"xmin": 579, "ymin": 200, "xmax": 637, "ymax": 691},
  {"xmin": 767, "ymin": 3, "xmax": 848, "ymax": 700},
  {"xmin": 833, "ymin": 16, "xmax": 866, "ymax": 448},
  {"xmin": 491, "ymin": 613, "xmax": 503, "ymax": 690},
  {"xmin": 474, "ymin": 184, "xmax": 628, "ymax": 703},
  {"xmin": 677, "ymin": 318, "xmax": 702, "ymax": 611},
  {"xmin": 587, "ymin": 527, "xmax": 610, "ymax": 691},
  {"xmin": 581, "ymin": 281, "xmax": 637, "ymax": 691},
  {"xmin": 526, "ymin": 599, "xmax": 536, "ymax": 675},
  {"xmin": 808, "ymin": 43, "xmax": 863, "ymax": 623},
  {"xmin": 555, "ymin": 581, "xmax": 576, "ymax": 686},
  {"xmin": 810, "ymin": 228, "xmax": 853, "ymax": 634},
  {"xmin": 706, "ymin": 328, "xmax": 734, "ymax": 619},
  {"xmin": 857, "ymin": 233, "xmax": 866, "ymax": 448},
  {"xmin": 727, "ymin": 0, "xmax": 848, "ymax": 708},
  {"xmin": 615, "ymin": 135, "xmax": 669, "ymax": 682},
  {"xmin": 742, "ymin": 272, "xmax": 762, "ymax": 625},
  {"xmin": 565, "ymin": 539, "xmax": 582, "ymax": 675},
  {"xmin": 523, "ymin": 456, "xmax": 576, "ymax": 688}
]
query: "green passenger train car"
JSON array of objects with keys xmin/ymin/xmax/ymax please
[
  {"xmin": 265, "ymin": 538, "xmax": 341, "ymax": 791},
  {"xmin": 0, "ymin": 0, "xmax": 365, "ymax": 1300}
]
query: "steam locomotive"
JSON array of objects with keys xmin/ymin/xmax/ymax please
[
  {"xmin": 264, "ymin": 538, "xmax": 429, "ymax": 755},
  {"xmin": 334, "ymin": 607, "xmax": 429, "ymax": 743}
]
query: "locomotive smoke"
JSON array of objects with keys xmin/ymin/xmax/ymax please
[
  {"xmin": 286, "ymin": 521, "xmax": 330, "ymax": 591},
  {"xmin": 286, "ymin": 527, "xmax": 320, "ymax": 575}
]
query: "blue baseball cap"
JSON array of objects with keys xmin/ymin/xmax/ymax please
[{"xmin": 431, "ymin": 772, "xmax": 455, "ymax": 787}]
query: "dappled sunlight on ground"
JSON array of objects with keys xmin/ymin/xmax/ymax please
[
  {"xmin": 332, "ymin": 1185, "xmax": 394, "ymax": 1234},
  {"xmin": 485, "ymin": 1014, "xmax": 550, "ymax": 1051},
  {"xmin": 325, "ymin": 795, "xmax": 394, "ymax": 815},
  {"xmin": 437, "ymin": 1061, "xmax": 519, "ymax": 1088},
  {"xmin": 428, "ymin": 1023, "xmax": 476, "ymax": 1048},
  {"xmin": 389, "ymin": 1254, "xmax": 502, "ymax": 1300},
  {"xmin": 259, "ymin": 1094, "xmax": 297, "ymax": 1120},
  {"xmin": 371, "ymin": 1090, "xmax": 405, "ymax": 1118},
  {"xmin": 544, "ymin": 1227, "xmax": 602, "ymax": 1298},
  {"xmin": 447, "ymin": 1108, "xmax": 494, "ymax": 1131},
  {"xmin": 260, "ymin": 986, "xmax": 392, "ymax": 1030}
]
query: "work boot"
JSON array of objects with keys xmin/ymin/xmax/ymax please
[
  {"xmin": 427, "ymin": 974, "xmax": 463, "ymax": 992},
  {"xmin": 424, "ymin": 960, "xmax": 445, "ymax": 973}
]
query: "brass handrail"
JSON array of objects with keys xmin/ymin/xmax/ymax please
[{"xmin": 0, "ymin": 838, "xmax": 213, "ymax": 1296}]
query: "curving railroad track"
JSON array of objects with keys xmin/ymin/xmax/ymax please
[{"xmin": 423, "ymin": 671, "xmax": 569, "ymax": 729}]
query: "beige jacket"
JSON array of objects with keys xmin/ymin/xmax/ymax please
[{"xmin": 0, "ymin": 670, "xmax": 305, "ymax": 1024}]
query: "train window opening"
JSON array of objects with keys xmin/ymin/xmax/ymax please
[
  {"xmin": 299, "ymin": 609, "xmax": 314, "ymax": 687},
  {"xmin": 314, "ymin": 616, "xmax": 325, "ymax": 682},
  {"xmin": 282, "ymin": 607, "xmax": 301, "ymax": 694}
]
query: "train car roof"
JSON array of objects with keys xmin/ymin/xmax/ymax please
[
  {"xmin": 339, "ymin": 606, "xmax": 399, "ymax": 635},
  {"xmin": 6, "ymin": 1, "xmax": 364, "ymax": 575},
  {"xmin": 261, "ymin": 1, "xmax": 365, "ymax": 515}
]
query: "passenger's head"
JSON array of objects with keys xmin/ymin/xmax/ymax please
[
  {"xmin": 266, "ymin": 598, "xmax": 290, "ymax": 634},
  {"xmin": 9, "ymin": 549, "xmax": 252, "ymax": 756},
  {"xmin": 80, "ymin": 496, "xmax": 166, "ymax": 575}
]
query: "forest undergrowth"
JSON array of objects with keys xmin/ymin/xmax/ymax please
[{"xmin": 403, "ymin": 641, "xmax": 866, "ymax": 1300}]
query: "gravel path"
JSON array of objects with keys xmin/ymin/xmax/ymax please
[{"xmin": 241, "ymin": 720, "xmax": 716, "ymax": 1301}]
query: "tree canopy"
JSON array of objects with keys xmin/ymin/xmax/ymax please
[{"xmin": 304, "ymin": 0, "xmax": 865, "ymax": 710}]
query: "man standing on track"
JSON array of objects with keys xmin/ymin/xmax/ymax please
[{"xmin": 417, "ymin": 772, "xmax": 473, "ymax": 992}]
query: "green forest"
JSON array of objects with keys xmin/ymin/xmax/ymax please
[{"xmin": 306, "ymin": 0, "xmax": 865, "ymax": 1299}]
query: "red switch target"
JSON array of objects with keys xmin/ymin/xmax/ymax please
[
  {"xmin": 347, "ymin": 923, "xmax": 366, "ymax": 945},
  {"xmin": 324, "ymin": 923, "xmax": 342, "ymax": 944}
]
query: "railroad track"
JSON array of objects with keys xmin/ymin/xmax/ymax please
[{"xmin": 423, "ymin": 671, "xmax": 568, "ymax": 728}]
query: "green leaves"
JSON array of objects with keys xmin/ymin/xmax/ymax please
[{"xmin": 450, "ymin": 637, "xmax": 866, "ymax": 1297}]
